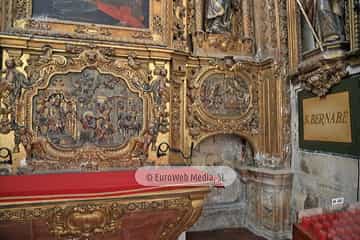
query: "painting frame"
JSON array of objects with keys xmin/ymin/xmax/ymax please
[{"xmin": 4, "ymin": 0, "xmax": 169, "ymax": 46}]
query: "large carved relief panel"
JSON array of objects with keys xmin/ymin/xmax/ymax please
[{"xmin": 0, "ymin": 46, "xmax": 173, "ymax": 172}]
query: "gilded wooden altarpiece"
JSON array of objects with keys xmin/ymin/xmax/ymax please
[
  {"xmin": 287, "ymin": 0, "xmax": 360, "ymax": 96},
  {"xmin": 185, "ymin": 59, "xmax": 264, "ymax": 155},
  {"xmin": 0, "ymin": 0, "xmax": 296, "ymax": 239}
]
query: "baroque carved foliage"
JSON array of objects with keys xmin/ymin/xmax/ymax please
[
  {"xmin": 169, "ymin": 60, "xmax": 186, "ymax": 162},
  {"xmin": 14, "ymin": 46, "xmax": 168, "ymax": 171},
  {"xmin": 0, "ymin": 82, "xmax": 13, "ymax": 134},
  {"xmin": 293, "ymin": 60, "xmax": 348, "ymax": 96},
  {"xmin": 173, "ymin": 0, "xmax": 188, "ymax": 50},
  {"xmin": 186, "ymin": 60, "xmax": 261, "ymax": 142}
]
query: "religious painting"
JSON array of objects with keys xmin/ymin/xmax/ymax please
[{"xmin": 32, "ymin": 0, "xmax": 150, "ymax": 28}]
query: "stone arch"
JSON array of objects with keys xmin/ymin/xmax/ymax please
[{"xmin": 191, "ymin": 133, "xmax": 255, "ymax": 168}]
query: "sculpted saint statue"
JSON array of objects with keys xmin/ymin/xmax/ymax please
[
  {"xmin": 301, "ymin": 0, "xmax": 345, "ymax": 43},
  {"xmin": 205, "ymin": 0, "xmax": 233, "ymax": 33}
]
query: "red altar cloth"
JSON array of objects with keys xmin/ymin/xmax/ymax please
[{"xmin": 0, "ymin": 171, "xmax": 180, "ymax": 204}]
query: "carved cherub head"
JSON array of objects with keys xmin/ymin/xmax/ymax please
[{"xmin": 5, "ymin": 59, "xmax": 16, "ymax": 70}]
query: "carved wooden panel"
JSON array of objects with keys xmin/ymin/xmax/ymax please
[
  {"xmin": 0, "ymin": 188, "xmax": 209, "ymax": 240},
  {"xmin": 200, "ymin": 73, "xmax": 251, "ymax": 117},
  {"xmin": 186, "ymin": 62, "xmax": 261, "ymax": 148},
  {"xmin": 32, "ymin": 69, "xmax": 144, "ymax": 148},
  {"xmin": 1, "ymin": 47, "xmax": 166, "ymax": 172}
]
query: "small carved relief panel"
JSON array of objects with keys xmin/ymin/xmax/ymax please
[
  {"xmin": 186, "ymin": 62, "xmax": 261, "ymax": 146},
  {"xmin": 200, "ymin": 74, "xmax": 251, "ymax": 117}
]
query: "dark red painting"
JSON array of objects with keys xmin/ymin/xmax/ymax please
[{"xmin": 32, "ymin": 0, "xmax": 149, "ymax": 28}]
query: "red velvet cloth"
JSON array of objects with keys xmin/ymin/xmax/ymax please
[{"xmin": 0, "ymin": 171, "xmax": 178, "ymax": 204}]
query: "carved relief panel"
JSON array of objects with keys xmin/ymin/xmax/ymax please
[
  {"xmin": 186, "ymin": 61, "xmax": 261, "ymax": 152},
  {"xmin": 0, "ymin": 46, "xmax": 173, "ymax": 172}
]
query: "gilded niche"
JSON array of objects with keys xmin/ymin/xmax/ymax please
[
  {"xmin": 32, "ymin": 68, "xmax": 143, "ymax": 148},
  {"xmin": 200, "ymin": 73, "xmax": 251, "ymax": 117},
  {"xmin": 191, "ymin": 0, "xmax": 255, "ymax": 56}
]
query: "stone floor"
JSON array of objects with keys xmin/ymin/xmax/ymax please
[{"xmin": 187, "ymin": 228, "xmax": 267, "ymax": 240}]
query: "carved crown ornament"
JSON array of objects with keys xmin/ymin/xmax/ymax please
[
  {"xmin": 186, "ymin": 59, "xmax": 261, "ymax": 146},
  {"xmin": 3, "ymin": 0, "xmax": 169, "ymax": 45},
  {"xmin": 291, "ymin": 59, "xmax": 349, "ymax": 96},
  {"xmin": 0, "ymin": 46, "xmax": 171, "ymax": 172}
]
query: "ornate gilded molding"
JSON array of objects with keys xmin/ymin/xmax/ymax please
[
  {"xmin": 74, "ymin": 24, "xmax": 112, "ymax": 36},
  {"xmin": 4, "ymin": 46, "xmax": 171, "ymax": 171},
  {"xmin": 5, "ymin": 0, "xmax": 169, "ymax": 46}
]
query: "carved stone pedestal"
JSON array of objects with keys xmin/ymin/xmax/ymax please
[{"xmin": 239, "ymin": 167, "xmax": 293, "ymax": 239}]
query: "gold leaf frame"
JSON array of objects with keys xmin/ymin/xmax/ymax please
[
  {"xmin": 18, "ymin": 48, "xmax": 153, "ymax": 171},
  {"xmin": 187, "ymin": 65, "xmax": 260, "ymax": 153},
  {"xmin": 6, "ymin": 0, "xmax": 169, "ymax": 46}
]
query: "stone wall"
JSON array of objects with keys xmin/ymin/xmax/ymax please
[
  {"xmin": 291, "ymin": 85, "xmax": 360, "ymax": 217},
  {"xmin": 190, "ymin": 135, "xmax": 249, "ymax": 231},
  {"xmin": 189, "ymin": 135, "xmax": 293, "ymax": 239}
]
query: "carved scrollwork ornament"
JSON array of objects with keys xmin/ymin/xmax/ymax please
[
  {"xmin": 293, "ymin": 61, "xmax": 348, "ymax": 96},
  {"xmin": 186, "ymin": 59, "xmax": 261, "ymax": 141},
  {"xmin": 8, "ymin": 46, "xmax": 167, "ymax": 171}
]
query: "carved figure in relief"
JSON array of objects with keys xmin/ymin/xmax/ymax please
[
  {"xmin": 80, "ymin": 111, "xmax": 97, "ymax": 142},
  {"xmin": 0, "ymin": 83, "xmax": 13, "ymax": 134},
  {"xmin": 2, "ymin": 59, "xmax": 31, "ymax": 101},
  {"xmin": 205, "ymin": 0, "xmax": 234, "ymax": 33},
  {"xmin": 301, "ymin": 0, "xmax": 345, "ymax": 42}
]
